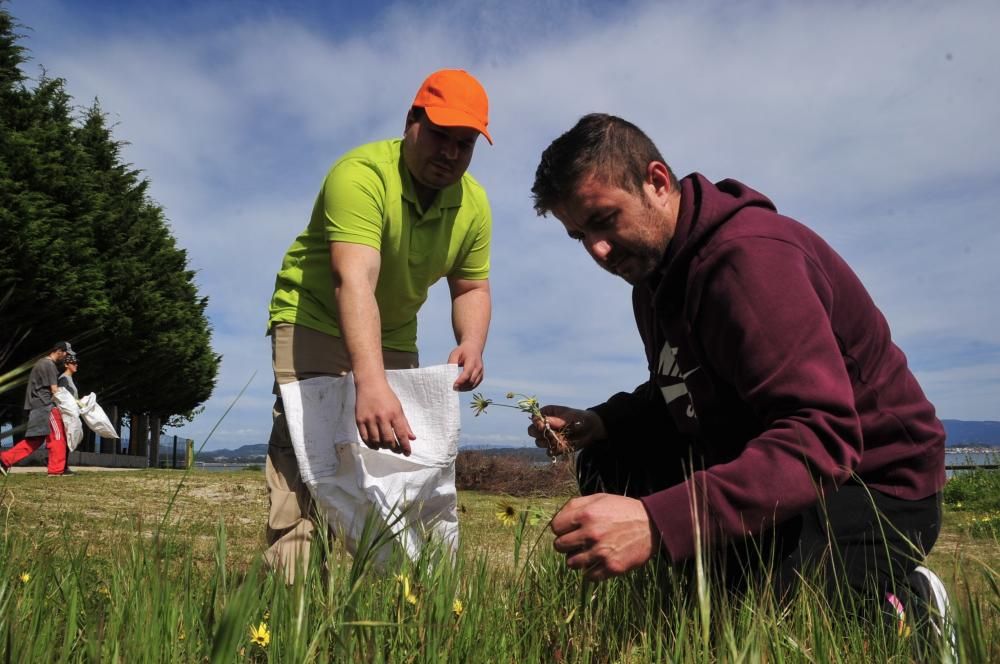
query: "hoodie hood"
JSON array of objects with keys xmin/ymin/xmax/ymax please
[{"xmin": 657, "ymin": 173, "xmax": 778, "ymax": 290}]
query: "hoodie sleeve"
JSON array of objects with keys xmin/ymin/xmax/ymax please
[
  {"xmin": 641, "ymin": 236, "xmax": 863, "ymax": 562},
  {"xmin": 589, "ymin": 382, "xmax": 661, "ymax": 448}
]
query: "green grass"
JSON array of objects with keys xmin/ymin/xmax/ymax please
[
  {"xmin": 943, "ymin": 464, "xmax": 1000, "ymax": 540},
  {"xmin": 0, "ymin": 469, "xmax": 998, "ymax": 661}
]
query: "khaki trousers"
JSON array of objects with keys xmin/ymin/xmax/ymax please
[{"xmin": 265, "ymin": 323, "xmax": 418, "ymax": 581}]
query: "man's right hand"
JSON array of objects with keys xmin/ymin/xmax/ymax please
[
  {"xmin": 355, "ymin": 379, "xmax": 415, "ymax": 456},
  {"xmin": 527, "ymin": 405, "xmax": 606, "ymax": 451}
]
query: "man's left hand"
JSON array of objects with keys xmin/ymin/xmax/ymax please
[
  {"xmin": 447, "ymin": 344, "xmax": 484, "ymax": 391},
  {"xmin": 550, "ymin": 493, "xmax": 660, "ymax": 581}
]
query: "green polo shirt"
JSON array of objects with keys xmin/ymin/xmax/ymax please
[{"xmin": 267, "ymin": 138, "xmax": 491, "ymax": 353}]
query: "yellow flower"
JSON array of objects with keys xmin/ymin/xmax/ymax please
[
  {"xmin": 496, "ymin": 500, "xmax": 518, "ymax": 527},
  {"xmin": 249, "ymin": 622, "xmax": 271, "ymax": 648},
  {"xmin": 98, "ymin": 585, "xmax": 111, "ymax": 599},
  {"xmin": 515, "ymin": 396, "xmax": 540, "ymax": 414},
  {"xmin": 19, "ymin": 572, "xmax": 30, "ymax": 584},
  {"xmin": 470, "ymin": 393, "xmax": 493, "ymax": 416},
  {"xmin": 396, "ymin": 574, "xmax": 418, "ymax": 605},
  {"xmin": 452, "ymin": 598, "xmax": 464, "ymax": 618}
]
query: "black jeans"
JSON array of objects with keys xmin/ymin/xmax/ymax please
[{"xmin": 577, "ymin": 442, "xmax": 941, "ymax": 608}]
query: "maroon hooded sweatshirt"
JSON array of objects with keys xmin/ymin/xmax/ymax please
[{"xmin": 590, "ymin": 174, "xmax": 946, "ymax": 563}]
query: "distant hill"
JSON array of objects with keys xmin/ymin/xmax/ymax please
[
  {"xmin": 464, "ymin": 445, "xmax": 550, "ymax": 462},
  {"xmin": 193, "ymin": 443, "xmax": 267, "ymax": 463},
  {"xmin": 942, "ymin": 420, "xmax": 1000, "ymax": 446}
]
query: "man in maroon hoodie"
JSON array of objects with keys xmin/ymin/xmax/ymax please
[{"xmin": 528, "ymin": 114, "xmax": 949, "ymax": 636}]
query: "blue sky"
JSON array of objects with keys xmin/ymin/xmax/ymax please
[{"xmin": 8, "ymin": 0, "xmax": 1000, "ymax": 450}]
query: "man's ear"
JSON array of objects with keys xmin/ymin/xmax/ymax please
[{"xmin": 646, "ymin": 161, "xmax": 672, "ymax": 202}]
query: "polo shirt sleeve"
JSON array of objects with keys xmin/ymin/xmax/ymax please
[
  {"xmin": 450, "ymin": 200, "xmax": 492, "ymax": 280},
  {"xmin": 321, "ymin": 159, "xmax": 386, "ymax": 250}
]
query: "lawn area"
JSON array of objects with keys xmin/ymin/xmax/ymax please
[
  {"xmin": 1, "ymin": 467, "xmax": 997, "ymax": 661},
  {"xmin": 0, "ymin": 469, "xmax": 567, "ymax": 571}
]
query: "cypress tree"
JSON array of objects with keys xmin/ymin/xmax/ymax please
[{"xmin": 1, "ymin": 6, "xmax": 218, "ymax": 429}]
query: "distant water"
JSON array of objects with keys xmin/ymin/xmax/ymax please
[
  {"xmin": 194, "ymin": 463, "xmax": 260, "ymax": 472},
  {"xmin": 945, "ymin": 450, "xmax": 998, "ymax": 478}
]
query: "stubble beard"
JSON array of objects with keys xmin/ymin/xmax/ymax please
[{"xmin": 610, "ymin": 206, "xmax": 670, "ymax": 286}]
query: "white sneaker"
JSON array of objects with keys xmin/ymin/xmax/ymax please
[{"xmin": 909, "ymin": 565, "xmax": 958, "ymax": 662}]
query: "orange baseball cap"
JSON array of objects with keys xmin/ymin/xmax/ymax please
[{"xmin": 412, "ymin": 69, "xmax": 493, "ymax": 145}]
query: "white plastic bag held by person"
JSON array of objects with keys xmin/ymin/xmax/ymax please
[
  {"xmin": 279, "ymin": 364, "xmax": 460, "ymax": 565},
  {"xmin": 53, "ymin": 389, "xmax": 84, "ymax": 451},
  {"xmin": 78, "ymin": 392, "xmax": 119, "ymax": 439}
]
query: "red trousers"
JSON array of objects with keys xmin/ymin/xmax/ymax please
[{"xmin": 1, "ymin": 409, "xmax": 67, "ymax": 474}]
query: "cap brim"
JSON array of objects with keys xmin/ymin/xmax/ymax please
[{"xmin": 424, "ymin": 106, "xmax": 493, "ymax": 145}]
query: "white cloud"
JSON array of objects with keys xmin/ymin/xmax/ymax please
[{"xmin": 10, "ymin": 0, "xmax": 999, "ymax": 448}]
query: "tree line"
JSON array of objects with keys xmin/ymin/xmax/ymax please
[{"xmin": 0, "ymin": 5, "xmax": 219, "ymax": 432}]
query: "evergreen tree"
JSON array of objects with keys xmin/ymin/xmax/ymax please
[{"xmin": 0, "ymin": 5, "xmax": 218, "ymax": 428}]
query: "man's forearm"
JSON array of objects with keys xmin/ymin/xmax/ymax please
[
  {"xmin": 450, "ymin": 280, "xmax": 491, "ymax": 350},
  {"xmin": 329, "ymin": 241, "xmax": 415, "ymax": 453},
  {"xmin": 335, "ymin": 279, "xmax": 386, "ymax": 385}
]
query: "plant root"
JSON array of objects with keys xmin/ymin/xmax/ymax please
[{"xmin": 541, "ymin": 417, "xmax": 572, "ymax": 460}]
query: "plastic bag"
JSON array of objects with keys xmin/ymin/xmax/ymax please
[
  {"xmin": 279, "ymin": 364, "xmax": 460, "ymax": 565},
  {"xmin": 53, "ymin": 389, "xmax": 84, "ymax": 451},
  {"xmin": 78, "ymin": 392, "xmax": 120, "ymax": 439}
]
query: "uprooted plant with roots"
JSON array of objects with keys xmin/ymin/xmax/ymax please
[{"xmin": 470, "ymin": 392, "xmax": 572, "ymax": 460}]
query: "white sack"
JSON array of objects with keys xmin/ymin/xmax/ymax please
[
  {"xmin": 53, "ymin": 389, "xmax": 84, "ymax": 452},
  {"xmin": 280, "ymin": 364, "xmax": 460, "ymax": 565},
  {"xmin": 78, "ymin": 392, "xmax": 119, "ymax": 439}
]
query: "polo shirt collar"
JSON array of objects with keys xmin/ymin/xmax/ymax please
[{"xmin": 399, "ymin": 154, "xmax": 464, "ymax": 219}]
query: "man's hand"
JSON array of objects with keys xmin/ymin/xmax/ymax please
[
  {"xmin": 355, "ymin": 379, "xmax": 415, "ymax": 456},
  {"xmin": 550, "ymin": 493, "xmax": 659, "ymax": 581},
  {"xmin": 447, "ymin": 344, "xmax": 484, "ymax": 391},
  {"xmin": 527, "ymin": 405, "xmax": 606, "ymax": 451}
]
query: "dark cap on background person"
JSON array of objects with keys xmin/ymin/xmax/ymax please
[
  {"xmin": 52, "ymin": 341, "xmax": 74, "ymax": 354},
  {"xmin": 412, "ymin": 69, "xmax": 493, "ymax": 145}
]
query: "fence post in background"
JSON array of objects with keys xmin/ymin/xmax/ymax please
[
  {"xmin": 128, "ymin": 413, "xmax": 137, "ymax": 457},
  {"xmin": 172, "ymin": 435, "xmax": 178, "ymax": 469},
  {"xmin": 186, "ymin": 438, "xmax": 194, "ymax": 469},
  {"xmin": 114, "ymin": 408, "xmax": 123, "ymax": 455},
  {"xmin": 149, "ymin": 416, "xmax": 161, "ymax": 468}
]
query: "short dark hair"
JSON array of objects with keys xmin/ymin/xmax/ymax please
[
  {"xmin": 531, "ymin": 113, "xmax": 676, "ymax": 216},
  {"xmin": 403, "ymin": 106, "xmax": 425, "ymax": 135}
]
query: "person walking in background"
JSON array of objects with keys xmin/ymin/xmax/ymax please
[
  {"xmin": 56, "ymin": 351, "xmax": 81, "ymax": 474},
  {"xmin": 58, "ymin": 352, "xmax": 79, "ymax": 400},
  {"xmin": 264, "ymin": 69, "xmax": 494, "ymax": 580},
  {"xmin": 527, "ymin": 114, "xmax": 950, "ymax": 644},
  {"xmin": 0, "ymin": 341, "xmax": 72, "ymax": 476}
]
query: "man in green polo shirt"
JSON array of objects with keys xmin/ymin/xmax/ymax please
[{"xmin": 265, "ymin": 69, "xmax": 494, "ymax": 579}]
